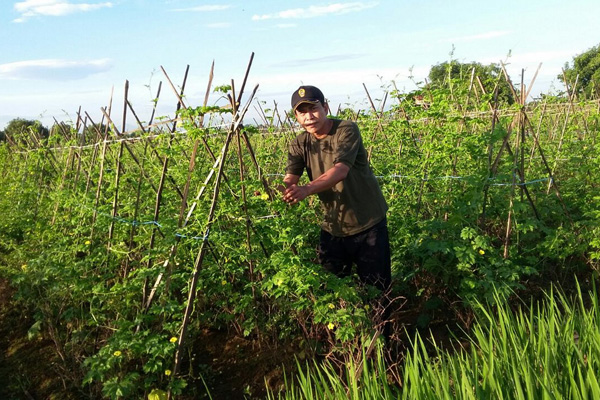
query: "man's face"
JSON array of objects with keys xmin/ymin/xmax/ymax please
[{"xmin": 294, "ymin": 102, "xmax": 330, "ymax": 136}]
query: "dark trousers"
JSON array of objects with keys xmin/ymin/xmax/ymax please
[
  {"xmin": 317, "ymin": 217, "xmax": 392, "ymax": 338},
  {"xmin": 317, "ymin": 217, "xmax": 391, "ymax": 291}
]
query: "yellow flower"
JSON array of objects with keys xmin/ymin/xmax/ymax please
[
  {"xmin": 85, "ymin": 240, "xmax": 91, "ymax": 245},
  {"xmin": 113, "ymin": 350, "xmax": 122, "ymax": 357},
  {"xmin": 276, "ymin": 278, "xmax": 283, "ymax": 286},
  {"xmin": 478, "ymin": 249, "xmax": 485, "ymax": 255},
  {"xmin": 260, "ymin": 193, "xmax": 269, "ymax": 200},
  {"xmin": 221, "ymin": 280, "xmax": 227, "ymax": 286},
  {"xmin": 170, "ymin": 337, "xmax": 177, "ymax": 343},
  {"xmin": 327, "ymin": 322, "xmax": 335, "ymax": 330},
  {"xmin": 21, "ymin": 264, "xmax": 27, "ymax": 271},
  {"xmin": 164, "ymin": 369, "xmax": 172, "ymax": 376},
  {"xmin": 327, "ymin": 303, "xmax": 335, "ymax": 309}
]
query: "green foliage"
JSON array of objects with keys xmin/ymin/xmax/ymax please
[
  {"xmin": 213, "ymin": 84, "xmax": 232, "ymax": 94},
  {"xmin": 272, "ymin": 284, "xmax": 600, "ymax": 399},
  {"xmin": 399, "ymin": 284, "xmax": 600, "ymax": 399},
  {"xmin": 561, "ymin": 42, "xmax": 600, "ymax": 99},
  {"xmin": 267, "ymin": 338, "xmax": 395, "ymax": 400},
  {"xmin": 1, "ymin": 73, "xmax": 600, "ymax": 398},
  {"xmin": 428, "ymin": 60, "xmax": 515, "ymax": 105}
]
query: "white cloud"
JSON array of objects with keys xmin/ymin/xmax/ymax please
[
  {"xmin": 441, "ymin": 30, "xmax": 511, "ymax": 43},
  {"xmin": 170, "ymin": 5, "xmax": 232, "ymax": 12},
  {"xmin": 0, "ymin": 59, "xmax": 113, "ymax": 80},
  {"xmin": 252, "ymin": 2, "xmax": 378, "ymax": 21},
  {"xmin": 13, "ymin": 0, "xmax": 113, "ymax": 22}
]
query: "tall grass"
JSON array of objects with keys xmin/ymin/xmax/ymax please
[{"xmin": 270, "ymin": 282, "xmax": 600, "ymax": 399}]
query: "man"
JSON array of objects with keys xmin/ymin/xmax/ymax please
[{"xmin": 282, "ymin": 85, "xmax": 391, "ymax": 293}]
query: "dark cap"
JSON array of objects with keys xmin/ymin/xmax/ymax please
[{"xmin": 291, "ymin": 85, "xmax": 325, "ymax": 111}]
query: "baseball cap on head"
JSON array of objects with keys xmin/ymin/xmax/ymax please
[{"xmin": 291, "ymin": 85, "xmax": 325, "ymax": 111}]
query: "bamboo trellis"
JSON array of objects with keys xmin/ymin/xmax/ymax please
[{"xmin": 2, "ymin": 57, "xmax": 599, "ymax": 395}]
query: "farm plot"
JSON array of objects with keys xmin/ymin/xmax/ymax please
[{"xmin": 1, "ymin": 58, "xmax": 599, "ymax": 398}]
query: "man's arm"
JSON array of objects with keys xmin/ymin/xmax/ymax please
[
  {"xmin": 282, "ymin": 163, "xmax": 350, "ymax": 204},
  {"xmin": 283, "ymin": 173, "xmax": 300, "ymax": 188}
]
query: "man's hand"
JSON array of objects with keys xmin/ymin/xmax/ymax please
[
  {"xmin": 282, "ymin": 184, "xmax": 309, "ymax": 204},
  {"xmin": 280, "ymin": 164, "xmax": 349, "ymax": 205}
]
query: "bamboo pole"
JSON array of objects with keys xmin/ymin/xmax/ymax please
[
  {"xmin": 144, "ymin": 57, "xmax": 261, "ymax": 315},
  {"xmin": 519, "ymin": 70, "xmax": 526, "ymax": 203},
  {"xmin": 480, "ymin": 78, "xmax": 501, "ymax": 229},
  {"xmin": 125, "ymin": 140, "xmax": 147, "ymax": 277},
  {"xmin": 235, "ymin": 118, "xmax": 257, "ymax": 300},
  {"xmin": 149, "ymin": 81, "xmax": 162, "ymax": 127},
  {"xmin": 100, "ymin": 107, "xmax": 161, "ymax": 196},
  {"xmin": 363, "ymin": 83, "xmax": 388, "ymax": 161},
  {"xmin": 83, "ymin": 112, "xmax": 103, "ymax": 195},
  {"xmin": 90, "ymin": 127, "xmax": 110, "ymax": 239},
  {"xmin": 145, "ymin": 139, "xmax": 169, "ymax": 270},
  {"xmin": 503, "ymin": 142, "xmax": 541, "ymax": 220},
  {"xmin": 140, "ymin": 66, "xmax": 191, "ymax": 303},
  {"xmin": 126, "ymin": 99, "xmax": 185, "ymax": 201},
  {"xmin": 147, "ymin": 64, "xmax": 215, "ymax": 310},
  {"xmin": 170, "ymin": 84, "xmax": 259, "ymax": 386},
  {"xmin": 548, "ymin": 70, "xmax": 578, "ymax": 194},
  {"xmin": 50, "ymin": 147, "xmax": 73, "ymax": 225},
  {"xmin": 107, "ymin": 138, "xmax": 125, "ymax": 248},
  {"xmin": 521, "ymin": 110, "xmax": 573, "ymax": 224},
  {"xmin": 160, "ymin": 65, "xmax": 224, "ymax": 175},
  {"xmin": 142, "ymin": 152, "xmax": 223, "ymax": 315}
]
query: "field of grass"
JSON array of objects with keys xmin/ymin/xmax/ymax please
[{"xmin": 1, "ymin": 63, "xmax": 599, "ymax": 398}]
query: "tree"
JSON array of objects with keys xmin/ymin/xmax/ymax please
[
  {"xmin": 428, "ymin": 61, "xmax": 515, "ymax": 105},
  {"xmin": 2, "ymin": 118, "xmax": 49, "ymax": 147},
  {"xmin": 560, "ymin": 43, "xmax": 600, "ymax": 99}
]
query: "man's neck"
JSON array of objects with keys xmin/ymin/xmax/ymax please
[{"xmin": 312, "ymin": 119, "xmax": 333, "ymax": 139}]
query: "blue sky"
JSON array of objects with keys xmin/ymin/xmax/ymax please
[{"xmin": 1, "ymin": 0, "xmax": 599, "ymax": 131}]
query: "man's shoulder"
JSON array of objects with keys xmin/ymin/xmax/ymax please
[
  {"xmin": 331, "ymin": 118, "xmax": 357, "ymax": 129},
  {"xmin": 332, "ymin": 119, "xmax": 358, "ymax": 131},
  {"xmin": 331, "ymin": 119, "xmax": 360, "ymax": 140},
  {"xmin": 292, "ymin": 130, "xmax": 310, "ymax": 142}
]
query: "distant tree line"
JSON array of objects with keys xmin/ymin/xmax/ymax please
[
  {"xmin": 426, "ymin": 61, "xmax": 515, "ymax": 105},
  {"xmin": 0, "ymin": 118, "xmax": 109, "ymax": 146},
  {"xmin": 0, "ymin": 118, "xmax": 49, "ymax": 146}
]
